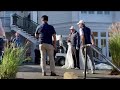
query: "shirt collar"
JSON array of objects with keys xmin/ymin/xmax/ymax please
[{"xmin": 72, "ymin": 30, "xmax": 76, "ymax": 34}]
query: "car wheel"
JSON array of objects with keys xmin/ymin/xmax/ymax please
[{"xmin": 59, "ymin": 58, "xmax": 65, "ymax": 66}]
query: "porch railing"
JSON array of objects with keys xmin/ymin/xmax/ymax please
[{"xmin": 12, "ymin": 14, "xmax": 39, "ymax": 36}]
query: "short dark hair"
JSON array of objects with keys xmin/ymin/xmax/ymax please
[
  {"xmin": 41, "ymin": 15, "xmax": 48, "ymax": 21},
  {"xmin": 67, "ymin": 40, "xmax": 71, "ymax": 42}
]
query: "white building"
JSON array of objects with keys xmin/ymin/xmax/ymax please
[{"xmin": 1, "ymin": 11, "xmax": 120, "ymax": 60}]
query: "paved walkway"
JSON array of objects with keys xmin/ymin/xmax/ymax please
[{"xmin": 16, "ymin": 65, "xmax": 120, "ymax": 79}]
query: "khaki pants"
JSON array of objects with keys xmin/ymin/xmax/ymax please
[{"xmin": 39, "ymin": 43, "xmax": 55, "ymax": 73}]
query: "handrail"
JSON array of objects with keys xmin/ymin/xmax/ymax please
[
  {"xmin": 94, "ymin": 45, "xmax": 102, "ymax": 52},
  {"xmin": 13, "ymin": 14, "xmax": 39, "ymax": 25},
  {"xmin": 84, "ymin": 44, "xmax": 120, "ymax": 72},
  {"xmin": 83, "ymin": 44, "xmax": 120, "ymax": 79},
  {"xmin": 12, "ymin": 14, "xmax": 39, "ymax": 36},
  {"xmin": 93, "ymin": 45, "xmax": 102, "ymax": 61}
]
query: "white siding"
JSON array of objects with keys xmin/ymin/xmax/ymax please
[
  {"xmin": 38, "ymin": 11, "xmax": 72, "ymax": 24},
  {"xmin": 79, "ymin": 11, "xmax": 113, "ymax": 23},
  {"xmin": 113, "ymin": 11, "xmax": 120, "ymax": 22}
]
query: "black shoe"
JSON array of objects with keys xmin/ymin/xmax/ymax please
[
  {"xmin": 51, "ymin": 72, "xmax": 56, "ymax": 76},
  {"xmin": 42, "ymin": 72, "xmax": 46, "ymax": 76}
]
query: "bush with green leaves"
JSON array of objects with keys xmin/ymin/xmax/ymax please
[
  {"xmin": 109, "ymin": 22, "xmax": 120, "ymax": 72},
  {"xmin": 0, "ymin": 43, "xmax": 28, "ymax": 79}
]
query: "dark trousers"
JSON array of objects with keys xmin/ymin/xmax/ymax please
[
  {"xmin": 0, "ymin": 38, "xmax": 4, "ymax": 61},
  {"xmin": 34, "ymin": 49, "xmax": 40, "ymax": 64},
  {"xmin": 72, "ymin": 47, "xmax": 80, "ymax": 68},
  {"xmin": 86, "ymin": 46, "xmax": 95, "ymax": 71},
  {"xmin": 76, "ymin": 49, "xmax": 80, "ymax": 68}
]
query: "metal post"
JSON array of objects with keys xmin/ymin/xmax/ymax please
[{"xmin": 84, "ymin": 46, "xmax": 87, "ymax": 79}]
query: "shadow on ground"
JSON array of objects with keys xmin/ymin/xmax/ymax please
[
  {"xmin": 86, "ymin": 76, "xmax": 120, "ymax": 79},
  {"xmin": 18, "ymin": 65, "xmax": 42, "ymax": 72}
]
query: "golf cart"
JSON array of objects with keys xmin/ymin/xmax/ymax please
[{"xmin": 47, "ymin": 35, "xmax": 68, "ymax": 66}]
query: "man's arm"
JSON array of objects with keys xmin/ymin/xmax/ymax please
[
  {"xmin": 79, "ymin": 29, "xmax": 85, "ymax": 46},
  {"xmin": 52, "ymin": 34, "xmax": 56, "ymax": 49},
  {"xmin": 76, "ymin": 32, "xmax": 80, "ymax": 49},
  {"xmin": 35, "ymin": 26, "xmax": 38, "ymax": 37},
  {"xmin": 91, "ymin": 32, "xmax": 95, "ymax": 45},
  {"xmin": 52, "ymin": 26, "xmax": 56, "ymax": 49},
  {"xmin": 35, "ymin": 25, "xmax": 41, "ymax": 39}
]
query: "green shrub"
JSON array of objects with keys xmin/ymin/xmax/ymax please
[
  {"xmin": 109, "ymin": 22, "xmax": 120, "ymax": 71},
  {"xmin": 0, "ymin": 43, "xmax": 28, "ymax": 79}
]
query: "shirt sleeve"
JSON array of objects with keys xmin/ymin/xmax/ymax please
[
  {"xmin": 35, "ymin": 25, "xmax": 42, "ymax": 34},
  {"xmin": 76, "ymin": 32, "xmax": 80, "ymax": 48},
  {"xmin": 51, "ymin": 26, "xmax": 56, "ymax": 35},
  {"xmin": 79, "ymin": 28, "xmax": 84, "ymax": 36}
]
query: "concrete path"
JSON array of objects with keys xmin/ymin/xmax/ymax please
[{"xmin": 16, "ymin": 65, "xmax": 120, "ymax": 79}]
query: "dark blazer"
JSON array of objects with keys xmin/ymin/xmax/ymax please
[{"xmin": 70, "ymin": 30, "xmax": 80, "ymax": 49}]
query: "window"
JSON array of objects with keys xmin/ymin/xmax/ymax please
[
  {"xmin": 4, "ymin": 11, "xmax": 11, "ymax": 17},
  {"xmin": 97, "ymin": 11, "xmax": 103, "ymax": 14},
  {"xmin": 104, "ymin": 11, "xmax": 110, "ymax": 15},
  {"xmin": 108, "ymin": 32, "xmax": 110, "ymax": 37},
  {"xmin": 95, "ymin": 39, "xmax": 98, "ymax": 46},
  {"xmin": 101, "ymin": 32, "xmax": 106, "ymax": 37},
  {"xmin": 101, "ymin": 39, "xmax": 106, "ymax": 47},
  {"xmin": 81, "ymin": 11, "xmax": 87, "ymax": 14},
  {"xmin": 93, "ymin": 32, "xmax": 98, "ymax": 37},
  {"xmin": 1, "ymin": 17, "xmax": 10, "ymax": 27},
  {"xmin": 109, "ymin": 52, "xmax": 111, "ymax": 57},
  {"xmin": 88, "ymin": 11, "xmax": 94, "ymax": 14}
]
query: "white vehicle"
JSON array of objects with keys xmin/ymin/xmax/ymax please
[
  {"xmin": 47, "ymin": 35, "xmax": 68, "ymax": 66},
  {"xmin": 54, "ymin": 35, "xmax": 68, "ymax": 66},
  {"xmin": 55, "ymin": 53, "xmax": 66, "ymax": 66}
]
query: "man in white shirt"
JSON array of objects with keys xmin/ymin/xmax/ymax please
[{"xmin": 77, "ymin": 20, "xmax": 95, "ymax": 74}]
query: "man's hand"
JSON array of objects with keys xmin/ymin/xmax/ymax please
[
  {"xmin": 91, "ymin": 32, "xmax": 95, "ymax": 46},
  {"xmin": 80, "ymin": 45, "xmax": 84, "ymax": 49},
  {"xmin": 76, "ymin": 47, "xmax": 79, "ymax": 50},
  {"xmin": 53, "ymin": 44, "xmax": 57, "ymax": 51},
  {"xmin": 92, "ymin": 42, "xmax": 95, "ymax": 46},
  {"xmin": 35, "ymin": 33, "xmax": 39, "ymax": 39},
  {"xmin": 53, "ymin": 34, "xmax": 56, "ymax": 50}
]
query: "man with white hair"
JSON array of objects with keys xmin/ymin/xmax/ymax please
[
  {"xmin": 0, "ymin": 19, "xmax": 6, "ymax": 61},
  {"xmin": 77, "ymin": 20, "xmax": 95, "ymax": 74},
  {"xmin": 69, "ymin": 26, "xmax": 80, "ymax": 69}
]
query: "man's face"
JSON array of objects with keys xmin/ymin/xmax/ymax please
[
  {"xmin": 41, "ymin": 18, "xmax": 47, "ymax": 24},
  {"xmin": 70, "ymin": 29, "xmax": 74, "ymax": 33},
  {"xmin": 78, "ymin": 23, "xmax": 83, "ymax": 28},
  {"xmin": 41, "ymin": 18, "xmax": 44, "ymax": 23}
]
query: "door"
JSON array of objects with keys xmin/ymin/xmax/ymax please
[
  {"xmin": 93, "ymin": 31, "xmax": 109, "ymax": 62},
  {"xmin": 101, "ymin": 39, "xmax": 107, "ymax": 56},
  {"xmin": 100, "ymin": 32, "xmax": 107, "ymax": 56},
  {"xmin": 93, "ymin": 32, "xmax": 99, "ymax": 59}
]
